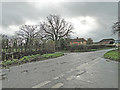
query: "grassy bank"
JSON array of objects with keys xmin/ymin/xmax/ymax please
[
  {"xmin": 1, "ymin": 52, "xmax": 64, "ymax": 67},
  {"xmin": 104, "ymin": 50, "xmax": 120, "ymax": 61}
]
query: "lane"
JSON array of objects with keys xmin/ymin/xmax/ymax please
[
  {"xmin": 2, "ymin": 49, "xmax": 118, "ymax": 88},
  {"xmin": 61, "ymin": 58, "xmax": 118, "ymax": 88},
  {"xmin": 31, "ymin": 57, "xmax": 118, "ymax": 88}
]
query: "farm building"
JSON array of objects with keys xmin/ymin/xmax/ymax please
[
  {"xmin": 70, "ymin": 37, "xmax": 87, "ymax": 45},
  {"xmin": 99, "ymin": 38, "xmax": 115, "ymax": 45}
]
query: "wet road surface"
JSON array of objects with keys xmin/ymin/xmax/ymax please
[{"xmin": 1, "ymin": 49, "xmax": 118, "ymax": 88}]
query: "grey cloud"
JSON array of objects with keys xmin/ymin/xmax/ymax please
[
  {"xmin": 2, "ymin": 2, "xmax": 117, "ymax": 26},
  {"xmin": 1, "ymin": 2, "xmax": 118, "ymax": 41},
  {"xmin": 2, "ymin": 2, "xmax": 41, "ymax": 26},
  {"xmin": 0, "ymin": 2, "xmax": 2, "ymax": 25},
  {"xmin": 2, "ymin": 2, "xmax": 65, "ymax": 27}
]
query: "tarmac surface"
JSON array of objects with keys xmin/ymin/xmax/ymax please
[{"xmin": 1, "ymin": 49, "xmax": 119, "ymax": 88}]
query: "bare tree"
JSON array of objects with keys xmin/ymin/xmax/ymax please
[
  {"xmin": 112, "ymin": 21, "xmax": 120, "ymax": 50},
  {"xmin": 16, "ymin": 25, "xmax": 42, "ymax": 52},
  {"xmin": 87, "ymin": 38, "xmax": 93, "ymax": 45},
  {"xmin": 40, "ymin": 14, "xmax": 73, "ymax": 42},
  {"xmin": 16, "ymin": 25, "xmax": 41, "ymax": 39},
  {"xmin": 112, "ymin": 21, "xmax": 120, "ymax": 35}
]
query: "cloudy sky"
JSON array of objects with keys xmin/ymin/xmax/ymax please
[{"xmin": 0, "ymin": 1, "xmax": 118, "ymax": 42}]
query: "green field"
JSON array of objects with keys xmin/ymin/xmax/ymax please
[{"xmin": 104, "ymin": 50, "xmax": 120, "ymax": 61}]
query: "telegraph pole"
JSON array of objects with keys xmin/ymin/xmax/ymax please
[
  {"xmin": 118, "ymin": 1, "xmax": 120, "ymax": 90},
  {"xmin": 118, "ymin": 1, "xmax": 120, "ymax": 51}
]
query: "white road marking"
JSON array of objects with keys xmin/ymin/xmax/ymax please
[
  {"xmin": 53, "ymin": 77, "xmax": 59, "ymax": 80},
  {"xmin": 51, "ymin": 83, "xmax": 64, "ymax": 88},
  {"xmin": 53, "ymin": 74, "xmax": 64, "ymax": 80},
  {"xmin": 76, "ymin": 76, "xmax": 93, "ymax": 84},
  {"xmin": 76, "ymin": 57, "xmax": 101, "ymax": 70},
  {"xmin": 66, "ymin": 75, "xmax": 75, "ymax": 80},
  {"xmin": 32, "ymin": 81, "xmax": 51, "ymax": 88}
]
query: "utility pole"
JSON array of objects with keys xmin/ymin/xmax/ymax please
[
  {"xmin": 118, "ymin": 2, "xmax": 120, "ymax": 90},
  {"xmin": 118, "ymin": 1, "xmax": 120, "ymax": 51}
]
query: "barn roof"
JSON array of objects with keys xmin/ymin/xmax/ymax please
[{"xmin": 99, "ymin": 38, "xmax": 115, "ymax": 42}]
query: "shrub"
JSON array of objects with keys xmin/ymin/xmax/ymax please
[
  {"xmin": 45, "ymin": 40, "xmax": 55, "ymax": 53},
  {"xmin": 69, "ymin": 44, "xmax": 115, "ymax": 52},
  {"xmin": 2, "ymin": 59, "xmax": 18, "ymax": 66}
]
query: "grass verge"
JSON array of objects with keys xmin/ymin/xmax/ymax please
[
  {"xmin": 41, "ymin": 52, "xmax": 64, "ymax": 58},
  {"xmin": 1, "ymin": 52, "xmax": 64, "ymax": 67},
  {"xmin": 104, "ymin": 50, "xmax": 120, "ymax": 61}
]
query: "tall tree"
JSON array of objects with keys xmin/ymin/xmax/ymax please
[
  {"xmin": 112, "ymin": 21, "xmax": 120, "ymax": 50},
  {"xmin": 87, "ymin": 38, "xmax": 93, "ymax": 45},
  {"xmin": 40, "ymin": 14, "xmax": 73, "ymax": 48},
  {"xmin": 113, "ymin": 21, "xmax": 120, "ymax": 35},
  {"xmin": 16, "ymin": 25, "xmax": 42, "ymax": 52}
]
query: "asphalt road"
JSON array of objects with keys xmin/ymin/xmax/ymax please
[{"xmin": 1, "ymin": 49, "xmax": 118, "ymax": 88}]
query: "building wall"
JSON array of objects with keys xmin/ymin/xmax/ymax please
[
  {"xmin": 70, "ymin": 41, "xmax": 86, "ymax": 45},
  {"xmin": 99, "ymin": 41, "xmax": 114, "ymax": 45}
]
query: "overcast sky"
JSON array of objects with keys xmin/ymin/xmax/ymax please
[{"xmin": 0, "ymin": 1, "xmax": 118, "ymax": 42}]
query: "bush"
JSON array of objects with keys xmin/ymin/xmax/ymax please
[
  {"xmin": 19, "ymin": 54, "xmax": 41, "ymax": 62},
  {"xmin": 45, "ymin": 40, "xmax": 55, "ymax": 53},
  {"xmin": 69, "ymin": 44, "xmax": 115, "ymax": 52},
  {"xmin": 70, "ymin": 45, "xmax": 87, "ymax": 51},
  {"xmin": 2, "ymin": 59, "xmax": 19, "ymax": 66}
]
